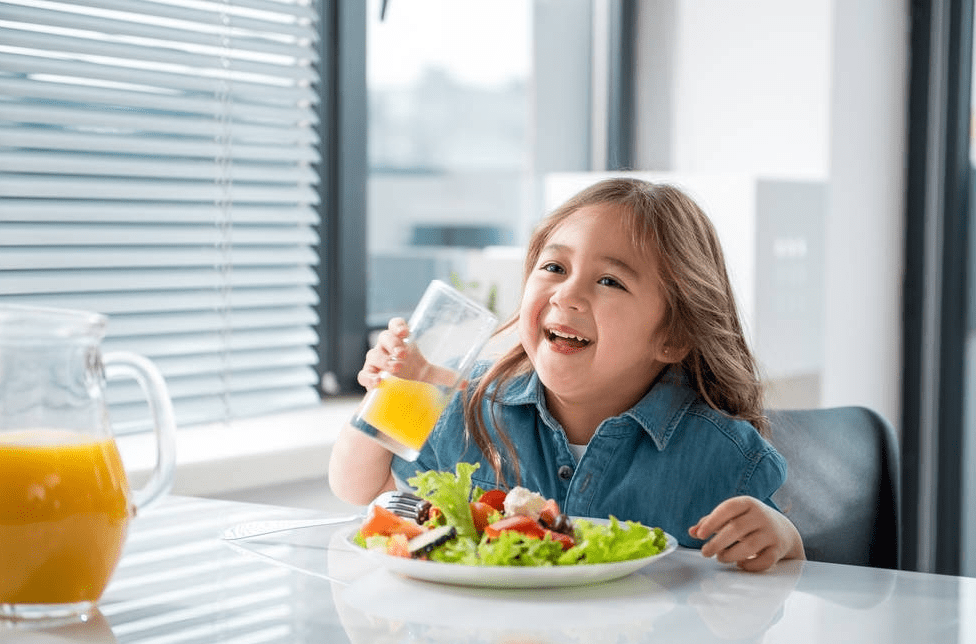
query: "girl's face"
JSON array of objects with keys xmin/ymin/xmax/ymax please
[{"xmin": 518, "ymin": 204, "xmax": 677, "ymax": 412}]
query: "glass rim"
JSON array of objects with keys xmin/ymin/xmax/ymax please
[
  {"xmin": 0, "ymin": 304, "xmax": 107, "ymax": 339},
  {"xmin": 413, "ymin": 280, "xmax": 498, "ymax": 323}
]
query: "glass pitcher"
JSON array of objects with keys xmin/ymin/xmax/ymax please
[{"xmin": 0, "ymin": 304, "xmax": 176, "ymax": 625}]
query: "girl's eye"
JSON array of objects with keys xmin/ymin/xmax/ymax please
[
  {"xmin": 540, "ymin": 262, "xmax": 564, "ymax": 274},
  {"xmin": 598, "ymin": 276, "xmax": 626, "ymax": 290}
]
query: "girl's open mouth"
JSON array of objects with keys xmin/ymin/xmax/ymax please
[{"xmin": 546, "ymin": 328, "xmax": 591, "ymax": 353}]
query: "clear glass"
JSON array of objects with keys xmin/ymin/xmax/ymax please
[
  {"xmin": 0, "ymin": 304, "xmax": 176, "ymax": 626},
  {"xmin": 352, "ymin": 280, "xmax": 497, "ymax": 460}
]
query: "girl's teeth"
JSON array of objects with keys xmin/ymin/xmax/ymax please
[{"xmin": 549, "ymin": 329, "xmax": 589, "ymax": 343}]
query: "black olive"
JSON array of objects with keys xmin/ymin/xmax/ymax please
[{"xmin": 551, "ymin": 513, "xmax": 574, "ymax": 535}]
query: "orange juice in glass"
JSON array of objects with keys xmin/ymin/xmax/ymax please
[
  {"xmin": 353, "ymin": 280, "xmax": 497, "ymax": 460},
  {"xmin": 361, "ymin": 376, "xmax": 450, "ymax": 453},
  {"xmin": 0, "ymin": 304, "xmax": 175, "ymax": 626}
]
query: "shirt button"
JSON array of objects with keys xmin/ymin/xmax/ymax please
[{"xmin": 558, "ymin": 465, "xmax": 573, "ymax": 480}]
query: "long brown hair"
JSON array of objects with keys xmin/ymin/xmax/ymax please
[{"xmin": 463, "ymin": 177, "xmax": 768, "ymax": 485}]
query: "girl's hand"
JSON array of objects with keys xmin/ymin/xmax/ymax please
[
  {"xmin": 358, "ymin": 318, "xmax": 411, "ymax": 390},
  {"xmin": 357, "ymin": 318, "xmax": 459, "ymax": 390},
  {"xmin": 688, "ymin": 496, "xmax": 805, "ymax": 572}
]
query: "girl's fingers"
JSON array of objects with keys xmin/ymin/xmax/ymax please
[
  {"xmin": 694, "ymin": 501, "xmax": 766, "ymax": 558},
  {"xmin": 377, "ymin": 323, "xmax": 409, "ymax": 361},
  {"xmin": 692, "ymin": 499, "xmax": 750, "ymax": 542},
  {"xmin": 699, "ymin": 523, "xmax": 742, "ymax": 558},
  {"xmin": 734, "ymin": 546, "xmax": 778, "ymax": 572},
  {"xmin": 388, "ymin": 317, "xmax": 409, "ymax": 337},
  {"xmin": 357, "ymin": 367, "xmax": 380, "ymax": 389},
  {"xmin": 358, "ymin": 318, "xmax": 412, "ymax": 389},
  {"xmin": 363, "ymin": 344, "xmax": 389, "ymax": 371},
  {"xmin": 710, "ymin": 529, "xmax": 766, "ymax": 563}
]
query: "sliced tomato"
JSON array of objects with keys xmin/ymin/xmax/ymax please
[
  {"xmin": 484, "ymin": 515, "xmax": 547, "ymax": 540},
  {"xmin": 385, "ymin": 533, "xmax": 410, "ymax": 558},
  {"xmin": 469, "ymin": 501, "xmax": 494, "ymax": 533},
  {"xmin": 361, "ymin": 504, "xmax": 425, "ymax": 539},
  {"xmin": 544, "ymin": 530, "xmax": 575, "ymax": 550},
  {"xmin": 478, "ymin": 489, "xmax": 507, "ymax": 512},
  {"xmin": 539, "ymin": 498, "xmax": 560, "ymax": 526}
]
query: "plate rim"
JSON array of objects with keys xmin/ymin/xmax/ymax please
[{"xmin": 344, "ymin": 518, "xmax": 678, "ymax": 588}]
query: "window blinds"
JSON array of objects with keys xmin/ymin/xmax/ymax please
[{"xmin": 0, "ymin": 0, "xmax": 324, "ymax": 434}]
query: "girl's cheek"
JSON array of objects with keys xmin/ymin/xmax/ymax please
[{"xmin": 516, "ymin": 306, "xmax": 540, "ymax": 361}]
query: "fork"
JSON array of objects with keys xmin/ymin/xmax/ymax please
[{"xmin": 220, "ymin": 490, "xmax": 426, "ymax": 541}]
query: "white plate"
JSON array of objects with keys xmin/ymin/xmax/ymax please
[{"xmin": 345, "ymin": 520, "xmax": 678, "ymax": 589}]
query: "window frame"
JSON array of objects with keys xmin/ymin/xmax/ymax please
[
  {"xmin": 902, "ymin": 0, "xmax": 974, "ymax": 575},
  {"xmin": 315, "ymin": 0, "xmax": 368, "ymax": 396}
]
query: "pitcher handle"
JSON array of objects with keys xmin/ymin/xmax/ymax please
[{"xmin": 104, "ymin": 351, "xmax": 177, "ymax": 512}]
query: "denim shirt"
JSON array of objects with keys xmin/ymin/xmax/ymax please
[{"xmin": 391, "ymin": 364, "xmax": 787, "ymax": 548}]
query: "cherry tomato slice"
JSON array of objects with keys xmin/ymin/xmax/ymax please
[
  {"xmin": 360, "ymin": 504, "xmax": 425, "ymax": 539},
  {"xmin": 478, "ymin": 489, "xmax": 507, "ymax": 512},
  {"xmin": 484, "ymin": 515, "xmax": 547, "ymax": 540},
  {"xmin": 469, "ymin": 501, "xmax": 494, "ymax": 533},
  {"xmin": 545, "ymin": 529, "xmax": 575, "ymax": 550}
]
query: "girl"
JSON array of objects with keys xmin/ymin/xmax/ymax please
[{"xmin": 329, "ymin": 178, "xmax": 804, "ymax": 572}]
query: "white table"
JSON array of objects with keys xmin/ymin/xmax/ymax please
[{"xmin": 10, "ymin": 496, "xmax": 975, "ymax": 643}]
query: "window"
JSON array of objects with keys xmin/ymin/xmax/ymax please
[
  {"xmin": 365, "ymin": 0, "xmax": 594, "ymax": 327},
  {"xmin": 0, "ymin": 0, "xmax": 326, "ymax": 433}
]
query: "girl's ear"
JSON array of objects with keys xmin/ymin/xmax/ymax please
[{"xmin": 657, "ymin": 342, "xmax": 690, "ymax": 364}]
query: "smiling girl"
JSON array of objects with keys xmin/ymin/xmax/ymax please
[{"xmin": 329, "ymin": 177, "xmax": 804, "ymax": 572}]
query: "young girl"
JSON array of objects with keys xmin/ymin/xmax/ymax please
[{"xmin": 329, "ymin": 177, "xmax": 804, "ymax": 572}]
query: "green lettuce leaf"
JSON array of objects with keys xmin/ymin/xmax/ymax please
[
  {"xmin": 407, "ymin": 462, "xmax": 479, "ymax": 539},
  {"xmin": 560, "ymin": 516, "xmax": 667, "ymax": 564},
  {"xmin": 476, "ymin": 530, "xmax": 565, "ymax": 566},
  {"xmin": 428, "ymin": 531, "xmax": 567, "ymax": 566}
]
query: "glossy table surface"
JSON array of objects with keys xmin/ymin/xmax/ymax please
[{"xmin": 7, "ymin": 495, "xmax": 975, "ymax": 643}]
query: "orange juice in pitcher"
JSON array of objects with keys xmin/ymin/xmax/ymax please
[
  {"xmin": 0, "ymin": 304, "xmax": 176, "ymax": 625},
  {"xmin": 0, "ymin": 429, "xmax": 132, "ymax": 606}
]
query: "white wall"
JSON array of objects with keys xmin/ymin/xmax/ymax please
[
  {"xmin": 672, "ymin": 1, "xmax": 832, "ymax": 179},
  {"xmin": 632, "ymin": 0, "xmax": 908, "ymax": 426},
  {"xmin": 822, "ymin": 1, "xmax": 907, "ymax": 425}
]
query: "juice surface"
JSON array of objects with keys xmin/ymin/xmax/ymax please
[
  {"xmin": 0, "ymin": 429, "xmax": 132, "ymax": 605},
  {"xmin": 363, "ymin": 376, "xmax": 448, "ymax": 451}
]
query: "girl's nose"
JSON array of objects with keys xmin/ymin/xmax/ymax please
[{"xmin": 550, "ymin": 279, "xmax": 587, "ymax": 311}]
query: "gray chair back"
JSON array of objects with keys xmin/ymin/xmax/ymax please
[{"xmin": 768, "ymin": 406, "xmax": 900, "ymax": 569}]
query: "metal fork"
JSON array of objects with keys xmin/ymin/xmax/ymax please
[{"xmin": 220, "ymin": 490, "xmax": 426, "ymax": 541}]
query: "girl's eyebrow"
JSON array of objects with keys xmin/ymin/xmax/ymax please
[
  {"xmin": 541, "ymin": 243, "xmax": 640, "ymax": 280},
  {"xmin": 603, "ymin": 256, "xmax": 640, "ymax": 280}
]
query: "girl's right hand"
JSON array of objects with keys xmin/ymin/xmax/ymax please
[
  {"xmin": 358, "ymin": 317, "xmax": 411, "ymax": 390},
  {"xmin": 357, "ymin": 317, "xmax": 461, "ymax": 391}
]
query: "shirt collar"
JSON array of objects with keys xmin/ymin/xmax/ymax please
[{"xmin": 494, "ymin": 364, "xmax": 698, "ymax": 450}]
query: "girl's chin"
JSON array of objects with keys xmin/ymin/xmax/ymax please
[{"xmin": 535, "ymin": 363, "xmax": 595, "ymax": 393}]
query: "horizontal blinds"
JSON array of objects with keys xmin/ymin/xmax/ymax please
[{"xmin": 0, "ymin": 0, "xmax": 324, "ymax": 434}]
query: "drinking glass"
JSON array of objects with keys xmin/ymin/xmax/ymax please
[{"xmin": 351, "ymin": 280, "xmax": 497, "ymax": 460}]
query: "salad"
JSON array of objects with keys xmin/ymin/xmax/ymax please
[{"xmin": 353, "ymin": 463, "xmax": 668, "ymax": 567}]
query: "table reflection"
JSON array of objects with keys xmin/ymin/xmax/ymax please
[
  {"xmin": 1, "ymin": 610, "xmax": 116, "ymax": 644},
  {"xmin": 685, "ymin": 560, "xmax": 803, "ymax": 639},
  {"xmin": 337, "ymin": 569, "xmax": 674, "ymax": 643}
]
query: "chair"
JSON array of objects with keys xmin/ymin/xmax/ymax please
[{"xmin": 767, "ymin": 406, "xmax": 900, "ymax": 569}]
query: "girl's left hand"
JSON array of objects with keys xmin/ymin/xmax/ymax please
[{"xmin": 688, "ymin": 496, "xmax": 805, "ymax": 572}]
